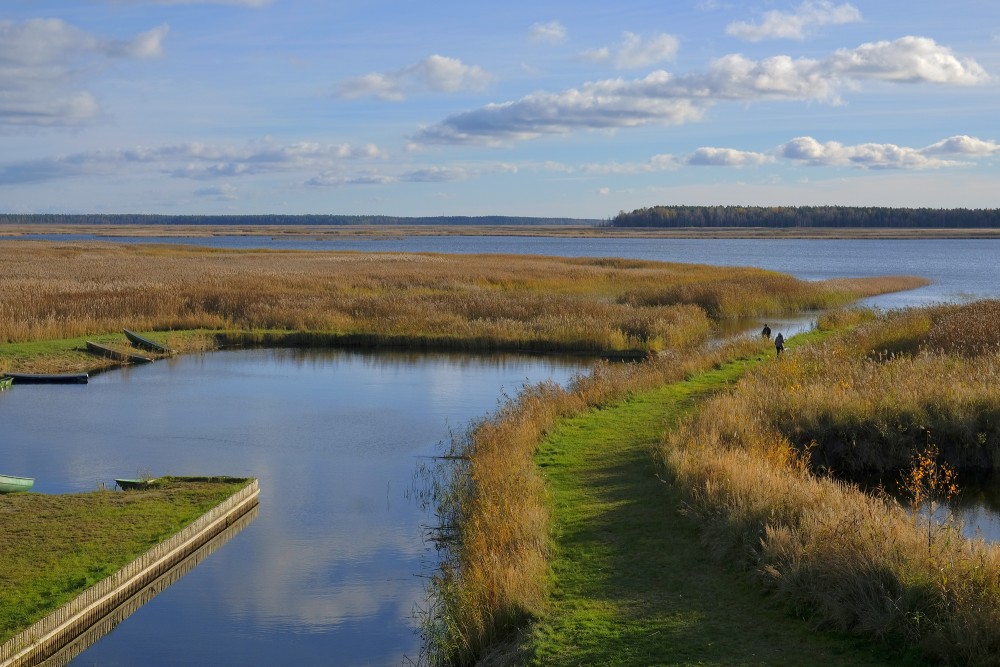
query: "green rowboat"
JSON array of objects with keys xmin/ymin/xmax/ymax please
[
  {"xmin": 116, "ymin": 478, "xmax": 156, "ymax": 491},
  {"xmin": 0, "ymin": 376, "xmax": 12, "ymax": 391},
  {"xmin": 123, "ymin": 329, "xmax": 175, "ymax": 355},
  {"xmin": 0, "ymin": 474, "xmax": 34, "ymax": 493}
]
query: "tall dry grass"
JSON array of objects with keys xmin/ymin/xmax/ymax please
[
  {"xmin": 0, "ymin": 242, "xmax": 921, "ymax": 365},
  {"xmin": 425, "ymin": 337, "xmax": 769, "ymax": 665},
  {"xmin": 662, "ymin": 301, "xmax": 1000, "ymax": 664}
]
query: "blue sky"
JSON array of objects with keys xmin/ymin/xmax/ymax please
[{"xmin": 1, "ymin": 1, "xmax": 998, "ymax": 217}]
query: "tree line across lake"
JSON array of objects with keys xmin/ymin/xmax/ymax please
[{"xmin": 609, "ymin": 205, "xmax": 1000, "ymax": 228}]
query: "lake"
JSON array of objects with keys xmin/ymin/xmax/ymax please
[
  {"xmin": 0, "ymin": 349, "xmax": 592, "ymax": 666},
  {"xmin": 3, "ymin": 233, "xmax": 999, "ymax": 665}
]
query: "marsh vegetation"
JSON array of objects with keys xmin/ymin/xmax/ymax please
[
  {"xmin": 0, "ymin": 241, "xmax": 924, "ymax": 374},
  {"xmin": 0, "ymin": 240, "xmax": 938, "ymax": 663},
  {"xmin": 428, "ymin": 300, "xmax": 1000, "ymax": 666}
]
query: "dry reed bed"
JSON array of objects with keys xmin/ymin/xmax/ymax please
[
  {"xmin": 0, "ymin": 242, "xmax": 922, "ymax": 371},
  {"xmin": 427, "ymin": 338, "xmax": 770, "ymax": 665},
  {"xmin": 663, "ymin": 301, "xmax": 1000, "ymax": 664}
]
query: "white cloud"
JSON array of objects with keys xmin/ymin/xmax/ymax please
[
  {"xmin": 337, "ymin": 55, "xmax": 492, "ymax": 101},
  {"xmin": 779, "ymin": 136, "xmax": 966, "ymax": 169},
  {"xmin": 415, "ymin": 73, "xmax": 706, "ymax": 145},
  {"xmin": 827, "ymin": 36, "xmax": 988, "ymax": 84},
  {"xmin": 686, "ymin": 147, "xmax": 774, "ymax": 166},
  {"xmin": 615, "ymin": 33, "xmax": 680, "ymax": 69},
  {"xmin": 580, "ymin": 154, "xmax": 679, "ymax": 174},
  {"xmin": 121, "ymin": 25, "xmax": 170, "ymax": 58},
  {"xmin": 921, "ymin": 135, "xmax": 1000, "ymax": 156},
  {"xmin": 0, "ymin": 19, "xmax": 168, "ymax": 128},
  {"xmin": 581, "ymin": 32, "xmax": 679, "ymax": 69},
  {"xmin": 0, "ymin": 140, "xmax": 384, "ymax": 185},
  {"xmin": 306, "ymin": 161, "xmax": 521, "ymax": 188},
  {"xmin": 306, "ymin": 171, "xmax": 395, "ymax": 187},
  {"xmin": 529, "ymin": 21, "xmax": 567, "ymax": 44},
  {"xmin": 726, "ymin": 1, "xmax": 862, "ymax": 42},
  {"xmin": 401, "ymin": 166, "xmax": 470, "ymax": 183},
  {"xmin": 415, "ymin": 37, "xmax": 988, "ymax": 146}
]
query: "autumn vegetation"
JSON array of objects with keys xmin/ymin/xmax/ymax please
[
  {"xmin": 428, "ymin": 300, "xmax": 1000, "ymax": 666},
  {"xmin": 0, "ymin": 241, "xmax": 924, "ymax": 374},
  {"xmin": 665, "ymin": 302, "xmax": 1000, "ymax": 664}
]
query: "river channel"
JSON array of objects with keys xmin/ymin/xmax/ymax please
[
  {"xmin": 1, "ymin": 349, "xmax": 592, "ymax": 665},
  {"xmin": 3, "ymin": 234, "xmax": 999, "ymax": 665}
]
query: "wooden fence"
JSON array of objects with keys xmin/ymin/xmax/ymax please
[{"xmin": 0, "ymin": 479, "xmax": 259, "ymax": 667}]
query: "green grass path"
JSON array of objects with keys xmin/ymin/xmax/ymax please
[{"xmin": 527, "ymin": 359, "xmax": 905, "ymax": 666}]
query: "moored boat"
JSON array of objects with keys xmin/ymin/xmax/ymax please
[
  {"xmin": 6, "ymin": 372, "xmax": 89, "ymax": 384},
  {"xmin": 116, "ymin": 478, "xmax": 156, "ymax": 490},
  {"xmin": 0, "ymin": 376, "xmax": 12, "ymax": 391},
  {"xmin": 0, "ymin": 474, "xmax": 34, "ymax": 493},
  {"xmin": 123, "ymin": 329, "xmax": 174, "ymax": 355},
  {"xmin": 86, "ymin": 340, "xmax": 153, "ymax": 364}
]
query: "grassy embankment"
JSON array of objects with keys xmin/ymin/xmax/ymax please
[
  {"xmin": 0, "ymin": 477, "xmax": 250, "ymax": 643},
  {"xmin": 526, "ymin": 335, "xmax": 906, "ymax": 666},
  {"xmin": 0, "ymin": 241, "xmax": 924, "ymax": 374},
  {"xmin": 428, "ymin": 300, "xmax": 1000, "ymax": 666}
]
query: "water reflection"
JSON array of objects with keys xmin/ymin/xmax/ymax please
[
  {"xmin": 39, "ymin": 505, "xmax": 259, "ymax": 667},
  {"xmin": 1, "ymin": 349, "xmax": 591, "ymax": 666}
]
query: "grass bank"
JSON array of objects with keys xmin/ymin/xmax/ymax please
[
  {"xmin": 428, "ymin": 302, "xmax": 1000, "ymax": 666},
  {"xmin": 525, "ymin": 352, "xmax": 905, "ymax": 666},
  {"xmin": 0, "ymin": 476, "xmax": 250, "ymax": 643},
  {"xmin": 0, "ymin": 241, "xmax": 925, "ymax": 373},
  {"xmin": 424, "ymin": 338, "xmax": 772, "ymax": 664}
]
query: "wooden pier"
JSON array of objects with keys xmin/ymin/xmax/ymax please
[{"xmin": 0, "ymin": 480, "xmax": 259, "ymax": 667}]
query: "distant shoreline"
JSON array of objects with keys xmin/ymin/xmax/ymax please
[{"xmin": 3, "ymin": 223, "xmax": 1000, "ymax": 240}]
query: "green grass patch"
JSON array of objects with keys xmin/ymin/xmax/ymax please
[
  {"xmin": 0, "ymin": 476, "xmax": 250, "ymax": 643},
  {"xmin": 525, "ymin": 341, "xmax": 909, "ymax": 666}
]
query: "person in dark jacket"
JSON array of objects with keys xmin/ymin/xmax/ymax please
[
  {"xmin": 761, "ymin": 324, "xmax": 771, "ymax": 339},
  {"xmin": 774, "ymin": 333, "xmax": 784, "ymax": 356}
]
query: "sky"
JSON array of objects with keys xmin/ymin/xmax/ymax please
[{"xmin": 1, "ymin": 1, "xmax": 998, "ymax": 218}]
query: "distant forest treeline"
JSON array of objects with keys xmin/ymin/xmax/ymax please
[
  {"xmin": 609, "ymin": 206, "xmax": 1000, "ymax": 228},
  {"xmin": 0, "ymin": 214, "xmax": 598, "ymax": 226}
]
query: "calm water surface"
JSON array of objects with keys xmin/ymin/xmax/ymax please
[{"xmin": 1, "ymin": 349, "xmax": 592, "ymax": 666}]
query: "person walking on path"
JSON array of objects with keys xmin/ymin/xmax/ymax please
[
  {"xmin": 761, "ymin": 324, "xmax": 771, "ymax": 339},
  {"xmin": 774, "ymin": 333, "xmax": 784, "ymax": 356}
]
